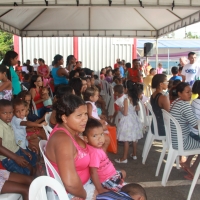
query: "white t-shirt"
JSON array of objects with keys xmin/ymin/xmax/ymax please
[
  {"xmin": 190, "ymin": 98, "xmax": 200, "ymax": 135},
  {"xmin": 182, "ymin": 63, "xmax": 200, "ymax": 86},
  {"xmin": 33, "ymin": 64, "xmax": 39, "ymax": 72},
  {"xmin": 11, "ymin": 116, "xmax": 28, "ymax": 149}
]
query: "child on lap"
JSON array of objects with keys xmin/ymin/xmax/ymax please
[
  {"xmin": 83, "ymin": 118, "xmax": 126, "ymax": 193},
  {"xmin": 0, "ymin": 100, "xmax": 35, "ymax": 175}
]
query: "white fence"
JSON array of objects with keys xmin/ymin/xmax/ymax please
[{"xmin": 19, "ymin": 37, "xmax": 133, "ymax": 73}]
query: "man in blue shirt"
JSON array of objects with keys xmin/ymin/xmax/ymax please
[
  {"xmin": 170, "ymin": 66, "xmax": 182, "ymax": 81},
  {"xmin": 118, "ymin": 61, "xmax": 124, "ymax": 78}
]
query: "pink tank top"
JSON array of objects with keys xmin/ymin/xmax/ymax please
[
  {"xmin": 46, "ymin": 125, "xmax": 90, "ymax": 184},
  {"xmin": 86, "ymin": 101, "xmax": 100, "ymax": 120}
]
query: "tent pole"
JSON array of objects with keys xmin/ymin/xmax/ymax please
[
  {"xmin": 168, "ymin": 48, "xmax": 170, "ymax": 75},
  {"xmin": 156, "ymin": 39, "xmax": 158, "ymax": 69},
  {"xmin": 21, "ymin": 36, "xmax": 24, "ymax": 64}
]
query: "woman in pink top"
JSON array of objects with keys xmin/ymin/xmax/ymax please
[
  {"xmin": 37, "ymin": 58, "xmax": 50, "ymax": 79},
  {"xmin": 45, "ymin": 94, "xmax": 95, "ymax": 199},
  {"xmin": 156, "ymin": 63, "xmax": 164, "ymax": 74}
]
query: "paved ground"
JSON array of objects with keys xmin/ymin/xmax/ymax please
[{"xmin": 108, "ymin": 134, "xmax": 200, "ymax": 200}]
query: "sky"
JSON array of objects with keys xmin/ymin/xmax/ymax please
[{"xmin": 173, "ymin": 22, "xmax": 200, "ymax": 38}]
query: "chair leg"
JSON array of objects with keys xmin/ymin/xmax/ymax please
[
  {"xmin": 142, "ymin": 133, "xmax": 154, "ymax": 164},
  {"xmin": 187, "ymin": 163, "xmax": 200, "ymax": 200},
  {"xmin": 142, "ymin": 128, "xmax": 152, "ymax": 157},
  {"xmin": 161, "ymin": 147, "xmax": 177, "ymax": 186},
  {"xmin": 176, "ymin": 156, "xmax": 180, "ymax": 169},
  {"xmin": 155, "ymin": 142, "xmax": 168, "ymax": 177}
]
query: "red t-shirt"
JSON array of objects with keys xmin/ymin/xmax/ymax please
[
  {"xmin": 38, "ymin": 65, "xmax": 49, "ymax": 77},
  {"xmin": 128, "ymin": 68, "xmax": 142, "ymax": 83},
  {"xmin": 114, "ymin": 63, "xmax": 118, "ymax": 69}
]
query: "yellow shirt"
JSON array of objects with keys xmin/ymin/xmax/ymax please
[
  {"xmin": 143, "ymin": 75, "xmax": 153, "ymax": 86},
  {"xmin": 0, "ymin": 119, "xmax": 19, "ymax": 160},
  {"xmin": 191, "ymin": 93, "xmax": 198, "ymax": 101}
]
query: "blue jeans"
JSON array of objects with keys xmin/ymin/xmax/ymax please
[{"xmin": 2, "ymin": 148, "xmax": 37, "ymax": 175}]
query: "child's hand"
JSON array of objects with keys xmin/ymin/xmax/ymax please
[
  {"xmin": 24, "ymin": 151, "xmax": 32, "ymax": 160},
  {"xmin": 40, "ymin": 122, "xmax": 48, "ymax": 127},
  {"xmin": 100, "ymin": 115, "xmax": 107, "ymax": 121},
  {"xmin": 15, "ymin": 156, "xmax": 29, "ymax": 167},
  {"xmin": 28, "ymin": 143, "xmax": 38, "ymax": 154},
  {"xmin": 135, "ymin": 105, "xmax": 140, "ymax": 111}
]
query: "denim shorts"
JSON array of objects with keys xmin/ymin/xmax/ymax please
[
  {"xmin": 190, "ymin": 132, "xmax": 200, "ymax": 142},
  {"xmin": 2, "ymin": 148, "xmax": 37, "ymax": 175}
]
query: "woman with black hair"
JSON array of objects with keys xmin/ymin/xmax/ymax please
[
  {"xmin": 2, "ymin": 51, "xmax": 21, "ymax": 97},
  {"xmin": 170, "ymin": 82, "xmax": 200, "ymax": 180},
  {"xmin": 68, "ymin": 77, "xmax": 83, "ymax": 98},
  {"xmin": 150, "ymin": 74, "xmax": 170, "ymax": 136},
  {"xmin": 52, "ymin": 54, "xmax": 69, "ymax": 86},
  {"xmin": 66, "ymin": 55, "xmax": 76, "ymax": 72},
  {"xmin": 37, "ymin": 58, "xmax": 49, "ymax": 79}
]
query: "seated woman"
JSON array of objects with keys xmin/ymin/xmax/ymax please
[
  {"xmin": 150, "ymin": 74, "xmax": 170, "ymax": 136},
  {"xmin": 45, "ymin": 94, "xmax": 95, "ymax": 199},
  {"xmin": 29, "ymin": 75, "xmax": 46, "ymax": 117},
  {"xmin": 170, "ymin": 82, "xmax": 200, "ymax": 180}
]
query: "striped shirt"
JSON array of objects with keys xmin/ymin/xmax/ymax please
[
  {"xmin": 191, "ymin": 98, "xmax": 200, "ymax": 119},
  {"xmin": 170, "ymin": 99, "xmax": 198, "ymax": 150}
]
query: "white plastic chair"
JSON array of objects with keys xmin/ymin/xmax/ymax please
[
  {"xmin": 29, "ymin": 176, "xmax": 69, "ymax": 200},
  {"xmin": 142, "ymin": 102, "xmax": 166, "ymax": 164},
  {"xmin": 39, "ymin": 140, "xmax": 63, "ymax": 185},
  {"xmin": 45, "ymin": 112, "xmax": 52, "ymax": 126},
  {"xmin": 32, "ymin": 100, "xmax": 38, "ymax": 116},
  {"xmin": 161, "ymin": 111, "xmax": 200, "ymax": 186},
  {"xmin": 43, "ymin": 125, "xmax": 52, "ymax": 139},
  {"xmin": 0, "ymin": 193, "xmax": 22, "ymax": 200},
  {"xmin": 21, "ymin": 84, "xmax": 28, "ymax": 91},
  {"xmin": 187, "ymin": 162, "xmax": 200, "ymax": 200},
  {"xmin": 155, "ymin": 110, "xmax": 179, "ymax": 177},
  {"xmin": 138, "ymin": 100, "xmax": 148, "ymax": 129}
]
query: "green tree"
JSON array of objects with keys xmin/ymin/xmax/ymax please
[
  {"xmin": 186, "ymin": 31, "xmax": 199, "ymax": 39},
  {"xmin": 0, "ymin": 31, "xmax": 13, "ymax": 60}
]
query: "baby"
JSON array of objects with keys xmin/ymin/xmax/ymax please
[{"xmin": 41, "ymin": 87, "xmax": 52, "ymax": 110}]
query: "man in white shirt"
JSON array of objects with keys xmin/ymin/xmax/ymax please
[
  {"xmin": 182, "ymin": 52, "xmax": 200, "ymax": 86},
  {"xmin": 33, "ymin": 58, "xmax": 39, "ymax": 73}
]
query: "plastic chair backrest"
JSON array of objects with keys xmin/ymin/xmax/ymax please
[
  {"xmin": 22, "ymin": 85, "xmax": 28, "ymax": 91},
  {"xmin": 138, "ymin": 100, "xmax": 147, "ymax": 126},
  {"xmin": 45, "ymin": 112, "xmax": 52, "ymax": 126},
  {"xmin": 146, "ymin": 102, "xmax": 159, "ymax": 137},
  {"xmin": 29, "ymin": 176, "xmax": 69, "ymax": 200},
  {"xmin": 162, "ymin": 109, "xmax": 172, "ymax": 146},
  {"xmin": 32, "ymin": 100, "xmax": 38, "ymax": 116},
  {"xmin": 43, "ymin": 125, "xmax": 52, "ymax": 139},
  {"xmin": 161, "ymin": 109, "xmax": 184, "ymax": 152},
  {"xmin": 39, "ymin": 140, "xmax": 64, "ymax": 186}
]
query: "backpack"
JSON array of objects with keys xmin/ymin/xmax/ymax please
[{"xmin": 96, "ymin": 191, "xmax": 133, "ymax": 200}]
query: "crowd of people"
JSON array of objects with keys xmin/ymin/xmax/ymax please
[{"xmin": 0, "ymin": 49, "xmax": 199, "ymax": 199}]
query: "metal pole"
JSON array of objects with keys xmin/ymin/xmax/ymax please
[
  {"xmin": 21, "ymin": 36, "xmax": 24, "ymax": 63},
  {"xmin": 168, "ymin": 48, "xmax": 170, "ymax": 75},
  {"xmin": 156, "ymin": 39, "xmax": 158, "ymax": 69}
]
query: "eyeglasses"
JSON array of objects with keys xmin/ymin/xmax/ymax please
[{"xmin": 163, "ymin": 81, "xmax": 169, "ymax": 84}]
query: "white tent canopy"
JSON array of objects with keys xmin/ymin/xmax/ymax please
[{"xmin": 0, "ymin": 0, "xmax": 200, "ymax": 38}]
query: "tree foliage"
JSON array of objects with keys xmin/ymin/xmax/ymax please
[
  {"xmin": 186, "ymin": 31, "xmax": 199, "ymax": 39},
  {"xmin": 0, "ymin": 31, "xmax": 13, "ymax": 60}
]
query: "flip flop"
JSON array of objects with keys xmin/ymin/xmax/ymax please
[{"xmin": 184, "ymin": 174, "xmax": 193, "ymax": 180}]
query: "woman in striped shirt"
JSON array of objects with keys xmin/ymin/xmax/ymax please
[{"xmin": 170, "ymin": 82, "xmax": 200, "ymax": 180}]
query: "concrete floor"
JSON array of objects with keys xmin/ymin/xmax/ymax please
[{"xmin": 108, "ymin": 134, "xmax": 200, "ymax": 200}]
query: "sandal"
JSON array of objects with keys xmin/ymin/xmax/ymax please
[
  {"xmin": 114, "ymin": 159, "xmax": 128, "ymax": 163},
  {"xmin": 130, "ymin": 154, "xmax": 137, "ymax": 160}
]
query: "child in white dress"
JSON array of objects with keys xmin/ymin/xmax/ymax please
[{"xmin": 114, "ymin": 83, "xmax": 143, "ymax": 163}]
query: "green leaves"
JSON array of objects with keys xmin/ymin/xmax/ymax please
[{"xmin": 0, "ymin": 31, "xmax": 13, "ymax": 60}]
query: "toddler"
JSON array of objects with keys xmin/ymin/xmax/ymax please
[
  {"xmin": 41, "ymin": 86, "xmax": 53, "ymax": 111},
  {"xmin": 11, "ymin": 99, "xmax": 47, "ymax": 169},
  {"xmin": 96, "ymin": 183, "xmax": 147, "ymax": 200},
  {"xmin": 83, "ymin": 118, "xmax": 126, "ymax": 193},
  {"xmin": 0, "ymin": 100, "xmax": 35, "ymax": 175},
  {"xmin": 114, "ymin": 83, "xmax": 143, "ymax": 163}
]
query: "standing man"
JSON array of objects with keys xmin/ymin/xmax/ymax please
[
  {"xmin": 33, "ymin": 58, "xmax": 39, "ymax": 74},
  {"xmin": 182, "ymin": 52, "xmax": 200, "ymax": 86},
  {"xmin": 114, "ymin": 58, "xmax": 120, "ymax": 69}
]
